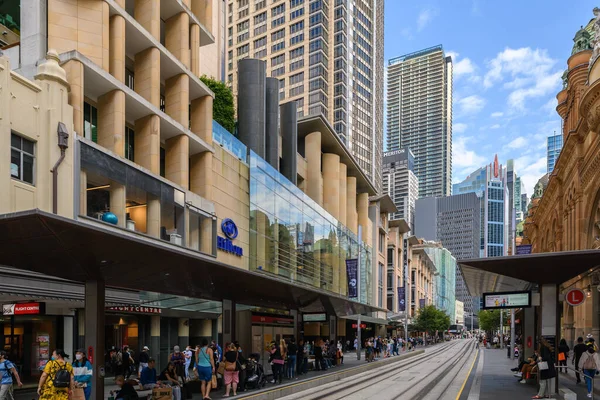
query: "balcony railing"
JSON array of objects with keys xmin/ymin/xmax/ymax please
[{"xmin": 212, "ymin": 120, "xmax": 248, "ymax": 162}]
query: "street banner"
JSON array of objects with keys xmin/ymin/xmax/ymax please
[
  {"xmin": 419, "ymin": 298, "xmax": 425, "ymax": 308},
  {"xmin": 346, "ymin": 258, "xmax": 358, "ymax": 298},
  {"xmin": 398, "ymin": 286, "xmax": 406, "ymax": 311}
]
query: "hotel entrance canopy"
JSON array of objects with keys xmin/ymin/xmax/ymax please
[
  {"xmin": 0, "ymin": 210, "xmax": 383, "ymax": 316},
  {"xmin": 458, "ymin": 250, "xmax": 600, "ymax": 296}
]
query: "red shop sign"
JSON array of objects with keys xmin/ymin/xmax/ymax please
[
  {"xmin": 565, "ymin": 289, "xmax": 586, "ymax": 307},
  {"xmin": 2, "ymin": 302, "xmax": 45, "ymax": 315},
  {"xmin": 352, "ymin": 323, "xmax": 367, "ymax": 329}
]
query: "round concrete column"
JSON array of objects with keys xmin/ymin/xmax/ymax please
[
  {"xmin": 338, "ymin": 164, "xmax": 347, "ymax": 226},
  {"xmin": 322, "ymin": 154, "xmax": 340, "ymax": 220},
  {"xmin": 346, "ymin": 177, "xmax": 358, "ymax": 234},
  {"xmin": 305, "ymin": 132, "xmax": 323, "ymax": 206}
]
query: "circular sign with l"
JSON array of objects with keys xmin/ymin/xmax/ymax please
[{"xmin": 565, "ymin": 288, "xmax": 586, "ymax": 307}]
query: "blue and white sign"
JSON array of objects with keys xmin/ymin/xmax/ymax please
[{"xmin": 217, "ymin": 218, "xmax": 243, "ymax": 257}]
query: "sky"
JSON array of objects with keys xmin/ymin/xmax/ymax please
[{"xmin": 383, "ymin": 0, "xmax": 597, "ymax": 195}]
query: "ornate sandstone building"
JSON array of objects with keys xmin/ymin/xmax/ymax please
[{"xmin": 524, "ymin": 12, "xmax": 600, "ymax": 342}]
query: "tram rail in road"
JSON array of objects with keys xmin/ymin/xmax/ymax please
[{"xmin": 278, "ymin": 339, "xmax": 475, "ymax": 400}]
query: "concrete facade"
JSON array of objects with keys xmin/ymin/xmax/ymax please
[{"xmin": 387, "ymin": 46, "xmax": 453, "ymax": 198}]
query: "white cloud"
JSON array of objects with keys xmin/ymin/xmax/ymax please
[
  {"xmin": 457, "ymin": 95, "xmax": 486, "ymax": 115},
  {"xmin": 453, "ymin": 136, "xmax": 486, "ymax": 176},
  {"xmin": 454, "ymin": 123, "xmax": 468, "ymax": 133},
  {"xmin": 506, "ymin": 136, "xmax": 527, "ymax": 149},
  {"xmin": 483, "ymin": 47, "xmax": 562, "ymax": 111},
  {"xmin": 417, "ymin": 7, "xmax": 439, "ymax": 31},
  {"xmin": 491, "ymin": 112, "xmax": 504, "ymax": 118},
  {"xmin": 490, "ymin": 124, "xmax": 501, "ymax": 129},
  {"xmin": 448, "ymin": 51, "xmax": 478, "ymax": 80},
  {"xmin": 514, "ymin": 156, "xmax": 547, "ymax": 195}
]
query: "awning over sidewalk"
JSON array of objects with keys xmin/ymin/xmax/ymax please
[
  {"xmin": 459, "ymin": 250, "xmax": 600, "ymax": 296},
  {"xmin": 0, "ymin": 210, "xmax": 384, "ymax": 316}
]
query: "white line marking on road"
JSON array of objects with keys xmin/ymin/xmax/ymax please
[{"xmin": 467, "ymin": 349, "xmax": 484, "ymax": 400}]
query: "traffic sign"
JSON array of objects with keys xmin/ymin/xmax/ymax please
[{"xmin": 565, "ymin": 288, "xmax": 586, "ymax": 306}]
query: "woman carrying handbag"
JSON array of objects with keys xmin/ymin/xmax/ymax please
[{"xmin": 532, "ymin": 338, "xmax": 556, "ymax": 399}]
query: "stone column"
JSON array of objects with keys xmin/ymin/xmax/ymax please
[
  {"xmin": 222, "ymin": 300, "xmax": 236, "ymax": 344},
  {"xmin": 190, "ymin": 95, "xmax": 213, "ymax": 142},
  {"xmin": 110, "ymin": 182, "xmax": 126, "ymax": 228},
  {"xmin": 98, "ymin": 90, "xmax": 126, "ymax": 156},
  {"xmin": 166, "ymin": 74, "xmax": 190, "ymax": 126},
  {"xmin": 151, "ymin": 315, "xmax": 160, "ymax": 369},
  {"xmin": 109, "ymin": 14, "xmax": 126, "ymax": 83},
  {"xmin": 178, "ymin": 318, "xmax": 190, "ymax": 347},
  {"xmin": 190, "ymin": 153, "xmax": 213, "ymax": 200},
  {"xmin": 166, "ymin": 135, "xmax": 190, "ymax": 189},
  {"xmin": 305, "ymin": 132, "xmax": 322, "ymax": 206},
  {"xmin": 190, "ymin": 24, "xmax": 200, "ymax": 76},
  {"xmin": 192, "ymin": 0, "xmax": 213, "ymax": 32},
  {"xmin": 134, "ymin": 47, "xmax": 161, "ymax": 107},
  {"xmin": 147, "ymin": 195, "xmax": 161, "ymax": 238},
  {"xmin": 357, "ymin": 193, "xmax": 369, "ymax": 236},
  {"xmin": 322, "ymin": 154, "xmax": 340, "ymax": 220},
  {"xmin": 166, "ymin": 12, "xmax": 191, "ymax": 68},
  {"xmin": 346, "ymin": 177, "xmax": 358, "ymax": 235},
  {"xmin": 134, "ymin": 0, "xmax": 160, "ymax": 40},
  {"xmin": 338, "ymin": 164, "xmax": 347, "ymax": 226},
  {"xmin": 85, "ymin": 280, "xmax": 105, "ymax": 400},
  {"xmin": 134, "ymin": 115, "xmax": 161, "ymax": 174},
  {"xmin": 77, "ymin": 309, "xmax": 86, "ymax": 350},
  {"xmin": 63, "ymin": 60, "xmax": 84, "ymax": 135}
]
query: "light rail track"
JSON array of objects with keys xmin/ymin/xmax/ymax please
[{"xmin": 289, "ymin": 340, "xmax": 468, "ymax": 400}]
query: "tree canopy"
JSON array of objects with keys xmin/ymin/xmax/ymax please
[
  {"xmin": 412, "ymin": 305, "xmax": 451, "ymax": 333},
  {"xmin": 478, "ymin": 309, "xmax": 502, "ymax": 334},
  {"xmin": 200, "ymin": 76, "xmax": 235, "ymax": 134}
]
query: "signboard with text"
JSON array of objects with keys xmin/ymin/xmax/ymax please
[
  {"xmin": 516, "ymin": 245, "xmax": 532, "ymax": 255},
  {"xmin": 482, "ymin": 291, "xmax": 531, "ymax": 309},
  {"xmin": 106, "ymin": 305, "xmax": 162, "ymax": 314},
  {"xmin": 302, "ymin": 313, "xmax": 327, "ymax": 322},
  {"xmin": 2, "ymin": 302, "xmax": 45, "ymax": 315}
]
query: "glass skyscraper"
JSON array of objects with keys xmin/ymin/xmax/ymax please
[
  {"xmin": 547, "ymin": 133, "xmax": 563, "ymax": 173},
  {"xmin": 453, "ymin": 156, "xmax": 508, "ymax": 258}
]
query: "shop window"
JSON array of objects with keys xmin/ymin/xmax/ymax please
[
  {"xmin": 84, "ymin": 102, "xmax": 98, "ymax": 142},
  {"xmin": 188, "ymin": 208, "xmax": 215, "ymax": 256},
  {"xmin": 10, "ymin": 132, "xmax": 35, "ymax": 185},
  {"xmin": 125, "ymin": 126, "xmax": 135, "ymax": 161},
  {"xmin": 126, "ymin": 68, "xmax": 135, "ymax": 90}
]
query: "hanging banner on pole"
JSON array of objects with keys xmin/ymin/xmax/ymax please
[
  {"xmin": 346, "ymin": 258, "xmax": 358, "ymax": 298},
  {"xmin": 398, "ymin": 286, "xmax": 406, "ymax": 311}
]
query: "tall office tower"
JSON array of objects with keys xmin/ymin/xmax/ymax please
[
  {"xmin": 226, "ymin": 0, "xmax": 384, "ymax": 191},
  {"xmin": 547, "ymin": 132, "xmax": 563, "ymax": 173},
  {"xmin": 387, "ymin": 45, "xmax": 453, "ymax": 198},
  {"xmin": 382, "ymin": 148, "xmax": 419, "ymax": 228},
  {"xmin": 454, "ymin": 155, "xmax": 509, "ymax": 258},
  {"xmin": 521, "ymin": 191, "xmax": 529, "ymax": 215},
  {"xmin": 414, "ymin": 193, "xmax": 481, "ymax": 315},
  {"xmin": 506, "ymin": 160, "xmax": 517, "ymax": 255},
  {"xmin": 514, "ymin": 176, "xmax": 525, "ymax": 223}
]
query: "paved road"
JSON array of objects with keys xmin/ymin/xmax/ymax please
[{"xmin": 279, "ymin": 339, "xmax": 478, "ymax": 400}]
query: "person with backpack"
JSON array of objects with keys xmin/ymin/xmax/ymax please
[
  {"xmin": 579, "ymin": 343, "xmax": 600, "ymax": 398},
  {"xmin": 0, "ymin": 350, "xmax": 23, "ymax": 400},
  {"xmin": 37, "ymin": 349, "xmax": 75, "ymax": 400},
  {"xmin": 72, "ymin": 349, "xmax": 93, "ymax": 400}
]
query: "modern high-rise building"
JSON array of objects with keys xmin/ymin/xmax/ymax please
[
  {"xmin": 454, "ymin": 155, "xmax": 509, "ymax": 258},
  {"xmin": 382, "ymin": 148, "xmax": 419, "ymax": 228},
  {"xmin": 226, "ymin": 0, "xmax": 384, "ymax": 192},
  {"xmin": 387, "ymin": 45, "xmax": 453, "ymax": 198},
  {"xmin": 506, "ymin": 159, "xmax": 517, "ymax": 255},
  {"xmin": 514, "ymin": 176, "xmax": 526, "ymax": 223},
  {"xmin": 413, "ymin": 193, "xmax": 480, "ymax": 314},
  {"xmin": 547, "ymin": 132, "xmax": 563, "ymax": 173}
]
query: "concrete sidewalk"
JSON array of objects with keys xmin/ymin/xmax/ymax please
[{"xmin": 474, "ymin": 348, "xmax": 599, "ymax": 399}]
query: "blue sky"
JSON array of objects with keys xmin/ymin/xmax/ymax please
[{"xmin": 384, "ymin": 0, "xmax": 597, "ymax": 194}]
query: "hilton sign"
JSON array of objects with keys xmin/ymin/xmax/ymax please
[{"xmin": 217, "ymin": 218, "xmax": 243, "ymax": 257}]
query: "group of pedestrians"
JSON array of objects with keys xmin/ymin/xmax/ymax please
[{"xmin": 511, "ymin": 335, "xmax": 600, "ymax": 399}]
